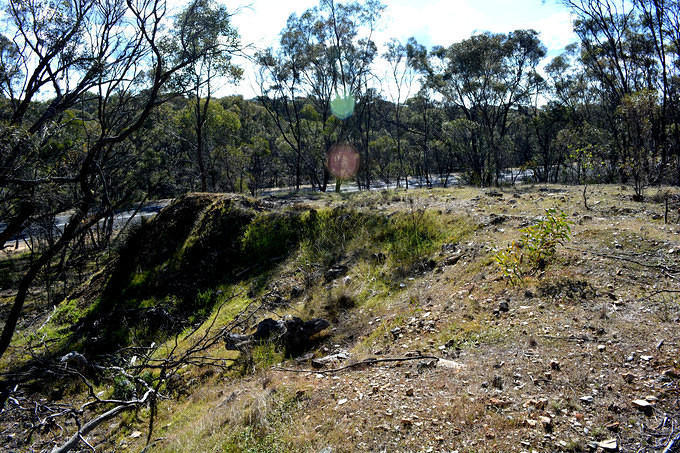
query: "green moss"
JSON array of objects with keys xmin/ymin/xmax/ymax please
[{"xmin": 51, "ymin": 299, "xmax": 84, "ymax": 325}]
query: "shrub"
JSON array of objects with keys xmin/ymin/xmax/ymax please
[{"xmin": 495, "ymin": 209, "xmax": 573, "ymax": 285}]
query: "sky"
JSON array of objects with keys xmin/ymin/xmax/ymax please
[{"xmin": 220, "ymin": 0, "xmax": 578, "ymax": 98}]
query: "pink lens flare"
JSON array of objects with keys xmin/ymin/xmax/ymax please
[{"xmin": 327, "ymin": 144, "xmax": 360, "ymax": 179}]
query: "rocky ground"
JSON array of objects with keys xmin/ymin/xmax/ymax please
[{"xmin": 2, "ymin": 184, "xmax": 680, "ymax": 452}]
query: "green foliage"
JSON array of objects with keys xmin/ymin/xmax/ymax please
[
  {"xmin": 250, "ymin": 341, "xmax": 284, "ymax": 370},
  {"xmin": 495, "ymin": 209, "xmax": 573, "ymax": 285},
  {"xmin": 382, "ymin": 207, "xmax": 445, "ymax": 270},
  {"xmin": 112, "ymin": 376, "xmax": 136, "ymax": 400},
  {"xmin": 241, "ymin": 213, "xmax": 302, "ymax": 260}
]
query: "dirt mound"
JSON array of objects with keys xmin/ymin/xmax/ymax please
[{"xmin": 77, "ymin": 194, "xmax": 266, "ymax": 352}]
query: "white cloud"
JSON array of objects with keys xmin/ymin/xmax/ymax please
[{"xmin": 214, "ymin": 0, "xmax": 578, "ymax": 98}]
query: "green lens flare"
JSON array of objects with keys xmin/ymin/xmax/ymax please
[{"xmin": 330, "ymin": 92, "xmax": 355, "ymax": 120}]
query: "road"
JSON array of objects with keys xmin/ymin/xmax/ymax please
[
  {"xmin": 1, "ymin": 201, "xmax": 170, "ymax": 251},
  {"xmin": 260, "ymin": 169, "xmax": 534, "ymax": 196}
]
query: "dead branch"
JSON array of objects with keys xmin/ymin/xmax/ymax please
[
  {"xmin": 2, "ymin": 291, "xmax": 263, "ymax": 452},
  {"xmin": 50, "ymin": 389, "xmax": 154, "ymax": 453},
  {"xmin": 662, "ymin": 431, "xmax": 680, "ymax": 453},
  {"xmin": 273, "ymin": 354, "xmax": 441, "ymax": 374}
]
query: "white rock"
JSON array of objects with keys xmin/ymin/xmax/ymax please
[
  {"xmin": 632, "ymin": 399, "xmax": 653, "ymax": 411},
  {"xmin": 597, "ymin": 438, "xmax": 618, "ymax": 451},
  {"xmin": 437, "ymin": 359, "xmax": 464, "ymax": 369}
]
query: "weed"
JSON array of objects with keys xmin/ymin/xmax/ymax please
[
  {"xmin": 225, "ymin": 390, "xmax": 303, "ymax": 452},
  {"xmin": 591, "ymin": 425, "xmax": 608, "ymax": 441},
  {"xmin": 251, "ymin": 341, "xmax": 284, "ymax": 371},
  {"xmin": 495, "ymin": 208, "xmax": 573, "ymax": 285},
  {"xmin": 113, "ymin": 376, "xmax": 136, "ymax": 400}
]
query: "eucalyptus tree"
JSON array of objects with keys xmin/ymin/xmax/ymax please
[
  {"xmin": 256, "ymin": 31, "xmax": 308, "ymax": 191},
  {"xmin": 529, "ymin": 102, "xmax": 571, "ymax": 183},
  {"xmin": 563, "ymin": 0, "xmax": 661, "ymax": 182},
  {"xmin": 257, "ymin": 0, "xmax": 383, "ymax": 191},
  {"xmin": 565, "ymin": 1, "xmax": 645, "ymax": 104},
  {"xmin": 384, "ymin": 39, "xmax": 415, "ymax": 187},
  {"xmin": 412, "ymin": 31, "xmax": 546, "ymax": 185},
  {"xmin": 222, "ymin": 95, "xmax": 278, "ymax": 195},
  {"xmin": 618, "ymin": 89, "xmax": 659, "ymax": 199},
  {"xmin": 403, "ymin": 89, "xmax": 442, "ymax": 186},
  {"xmin": 178, "ymin": 100, "xmax": 241, "ymax": 191},
  {"xmin": 0, "ymin": 0, "xmax": 240, "ymax": 361},
  {"xmin": 175, "ymin": 0, "xmax": 241, "ymax": 192},
  {"xmin": 633, "ymin": 0, "xmax": 680, "ymax": 180}
]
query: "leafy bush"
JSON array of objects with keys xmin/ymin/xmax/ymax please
[{"xmin": 495, "ymin": 209, "xmax": 573, "ymax": 285}]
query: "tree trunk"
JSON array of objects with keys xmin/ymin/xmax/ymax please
[{"xmin": 0, "ymin": 203, "xmax": 91, "ymax": 360}]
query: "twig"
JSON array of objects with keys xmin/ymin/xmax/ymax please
[
  {"xmin": 663, "ymin": 431, "xmax": 680, "ymax": 453},
  {"xmin": 566, "ymin": 246, "xmax": 680, "ymax": 276},
  {"xmin": 273, "ymin": 354, "xmax": 440, "ymax": 374},
  {"xmin": 50, "ymin": 389, "xmax": 153, "ymax": 453},
  {"xmin": 78, "ymin": 434, "xmax": 95, "ymax": 452}
]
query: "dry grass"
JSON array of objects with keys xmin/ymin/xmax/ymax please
[{"xmin": 4, "ymin": 184, "xmax": 680, "ymax": 453}]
